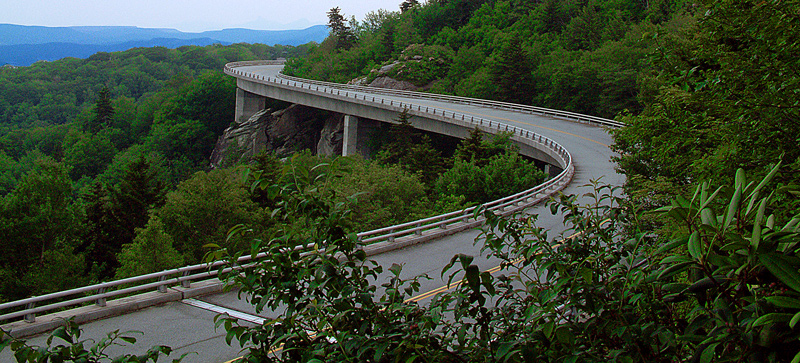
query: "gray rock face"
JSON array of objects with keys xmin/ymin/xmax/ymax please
[
  {"xmin": 210, "ymin": 104, "xmax": 344, "ymax": 168},
  {"xmin": 368, "ymin": 76, "xmax": 418, "ymax": 91}
]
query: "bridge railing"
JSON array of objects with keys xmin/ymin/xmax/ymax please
[
  {"xmin": 2, "ymin": 60, "xmax": 597, "ymax": 329},
  {"xmin": 274, "ymin": 73, "xmax": 624, "ymax": 129}
]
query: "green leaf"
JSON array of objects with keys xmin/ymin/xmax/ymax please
[
  {"xmin": 765, "ymin": 296, "xmax": 800, "ymax": 309},
  {"xmin": 50, "ymin": 326, "xmax": 73, "ymax": 344},
  {"xmin": 656, "ymin": 236, "xmax": 689, "ymax": 255},
  {"xmin": 791, "ymin": 311, "xmax": 800, "ymax": 329},
  {"xmin": 724, "ymin": 182, "xmax": 743, "ymax": 231},
  {"xmin": 496, "ymin": 341, "xmax": 514, "ymax": 358},
  {"xmin": 791, "ymin": 350, "xmax": 800, "ymax": 363},
  {"xmin": 699, "ymin": 342, "xmax": 718, "ymax": 363},
  {"xmin": 657, "ymin": 261, "xmax": 694, "ymax": 280},
  {"xmin": 542, "ymin": 321, "xmax": 554, "ymax": 339},
  {"xmin": 687, "ymin": 231, "xmax": 703, "ymax": 260},
  {"xmin": 579, "ymin": 267, "xmax": 593, "ymax": 283},
  {"xmin": 751, "ymin": 198, "xmax": 767, "ymax": 249},
  {"xmin": 760, "ymin": 254, "xmax": 800, "ymax": 293},
  {"xmin": 752, "ymin": 313, "xmax": 793, "ymax": 327},
  {"xmin": 389, "ymin": 263, "xmax": 403, "ymax": 276},
  {"xmin": 373, "ymin": 341, "xmax": 389, "ymax": 361},
  {"xmin": 749, "ymin": 162, "xmax": 781, "ymax": 199},
  {"xmin": 555, "ymin": 326, "xmax": 574, "ymax": 345}
]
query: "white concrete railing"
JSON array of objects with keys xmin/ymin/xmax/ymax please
[{"xmin": 0, "ymin": 59, "xmax": 611, "ymax": 328}]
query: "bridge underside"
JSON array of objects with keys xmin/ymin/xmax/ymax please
[{"xmin": 235, "ymin": 79, "xmax": 562, "ymax": 168}]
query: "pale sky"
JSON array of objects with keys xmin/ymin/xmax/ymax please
[{"xmin": 0, "ymin": 0, "xmax": 404, "ymax": 31}]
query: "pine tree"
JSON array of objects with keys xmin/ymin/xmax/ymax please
[
  {"xmin": 78, "ymin": 182, "xmax": 115, "ymax": 276},
  {"xmin": 493, "ymin": 35, "xmax": 534, "ymax": 104},
  {"xmin": 78, "ymin": 155, "xmax": 164, "ymax": 279},
  {"xmin": 110, "ymin": 154, "xmax": 165, "ymax": 246},
  {"xmin": 327, "ymin": 7, "xmax": 357, "ymax": 50},
  {"xmin": 85, "ymin": 86, "xmax": 114, "ymax": 134}
]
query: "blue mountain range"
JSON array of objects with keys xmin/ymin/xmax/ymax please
[{"xmin": 0, "ymin": 24, "xmax": 329, "ymax": 66}]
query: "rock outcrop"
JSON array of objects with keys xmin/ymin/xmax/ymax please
[
  {"xmin": 210, "ymin": 104, "xmax": 344, "ymax": 168},
  {"xmin": 349, "ymin": 44, "xmax": 451, "ymax": 92}
]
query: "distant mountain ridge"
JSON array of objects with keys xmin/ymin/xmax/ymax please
[{"xmin": 0, "ymin": 24, "xmax": 329, "ymax": 66}]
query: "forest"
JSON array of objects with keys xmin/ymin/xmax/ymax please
[
  {"xmin": 0, "ymin": 37, "xmax": 545, "ymax": 302},
  {"xmin": 3, "ymin": 0, "xmax": 800, "ymax": 361}
]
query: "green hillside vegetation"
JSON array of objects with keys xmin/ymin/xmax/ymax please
[
  {"xmin": 0, "ymin": 43, "xmax": 312, "ymax": 301},
  {"xmin": 0, "ymin": 41, "xmax": 546, "ymax": 302},
  {"xmin": 284, "ymin": 0, "xmax": 683, "ymax": 119}
]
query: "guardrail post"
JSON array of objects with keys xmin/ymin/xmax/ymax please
[
  {"xmin": 415, "ymin": 223, "xmax": 422, "ymax": 236},
  {"xmin": 158, "ymin": 276, "xmax": 167, "ymax": 293},
  {"xmin": 388, "ymin": 229, "xmax": 395, "ymax": 243},
  {"xmin": 96, "ymin": 287, "xmax": 107, "ymax": 307},
  {"xmin": 24, "ymin": 302, "xmax": 36, "ymax": 323},
  {"xmin": 181, "ymin": 271, "xmax": 191, "ymax": 288}
]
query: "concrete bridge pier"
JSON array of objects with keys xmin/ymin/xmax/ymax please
[
  {"xmin": 343, "ymin": 115, "xmax": 358, "ymax": 156},
  {"xmin": 235, "ymin": 89, "xmax": 266, "ymax": 123},
  {"xmin": 343, "ymin": 115, "xmax": 381, "ymax": 158}
]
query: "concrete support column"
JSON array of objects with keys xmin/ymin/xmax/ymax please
[
  {"xmin": 342, "ymin": 115, "xmax": 358, "ymax": 156},
  {"xmin": 235, "ymin": 88, "xmax": 266, "ymax": 123}
]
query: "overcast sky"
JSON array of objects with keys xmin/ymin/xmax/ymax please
[{"xmin": 0, "ymin": 0, "xmax": 404, "ymax": 32}]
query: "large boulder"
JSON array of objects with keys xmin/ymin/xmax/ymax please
[{"xmin": 210, "ymin": 104, "xmax": 344, "ymax": 168}]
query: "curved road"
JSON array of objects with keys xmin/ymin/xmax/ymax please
[{"xmin": 1, "ymin": 65, "xmax": 623, "ymax": 363}]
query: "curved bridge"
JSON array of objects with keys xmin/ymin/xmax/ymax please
[{"xmin": 1, "ymin": 61, "xmax": 624, "ymax": 362}]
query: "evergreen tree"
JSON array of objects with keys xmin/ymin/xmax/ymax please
[
  {"xmin": 454, "ymin": 127, "xmax": 509, "ymax": 167},
  {"xmin": 78, "ymin": 155, "xmax": 164, "ymax": 279},
  {"xmin": 84, "ymin": 86, "xmax": 114, "ymax": 134},
  {"xmin": 493, "ymin": 35, "xmax": 534, "ymax": 104},
  {"xmin": 327, "ymin": 7, "xmax": 357, "ymax": 50},
  {"xmin": 78, "ymin": 182, "xmax": 115, "ymax": 276},
  {"xmin": 377, "ymin": 109, "xmax": 416, "ymax": 166},
  {"xmin": 377, "ymin": 109, "xmax": 449, "ymax": 186},
  {"xmin": 110, "ymin": 154, "xmax": 165, "ymax": 247}
]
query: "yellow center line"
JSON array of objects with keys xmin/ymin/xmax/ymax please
[{"xmin": 429, "ymin": 103, "xmax": 609, "ymax": 148}]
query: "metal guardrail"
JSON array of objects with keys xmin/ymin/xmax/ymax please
[
  {"xmin": 0, "ymin": 59, "xmax": 618, "ymax": 327},
  {"xmin": 274, "ymin": 71, "xmax": 624, "ymax": 129}
]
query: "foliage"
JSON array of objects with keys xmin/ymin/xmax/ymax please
[
  {"xmin": 0, "ymin": 318, "xmax": 186, "ymax": 362},
  {"xmin": 78, "ymin": 154, "xmax": 164, "ymax": 279},
  {"xmin": 436, "ymin": 129, "xmax": 544, "ymax": 204},
  {"xmin": 284, "ymin": 0, "xmax": 681, "ymax": 118},
  {"xmin": 652, "ymin": 163, "xmax": 800, "ymax": 361},
  {"xmin": 157, "ymin": 168, "xmax": 265, "ymax": 262},
  {"xmin": 492, "ymin": 34, "xmax": 533, "ymax": 104},
  {"xmin": 115, "ymin": 216, "xmax": 184, "ymax": 280},
  {"xmin": 375, "ymin": 109, "xmax": 449, "ymax": 186},
  {"xmin": 327, "ymin": 156, "xmax": 432, "ymax": 231},
  {"xmin": 0, "ymin": 157, "xmax": 77, "ymax": 300},
  {"xmin": 209, "ymin": 164, "xmax": 799, "ymax": 362},
  {"xmin": 85, "ymin": 86, "xmax": 114, "ymax": 134},
  {"xmin": 613, "ymin": 0, "xmax": 800, "ymax": 212}
]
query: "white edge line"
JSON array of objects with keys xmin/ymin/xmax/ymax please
[{"xmin": 182, "ymin": 298, "xmax": 265, "ymax": 325}]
